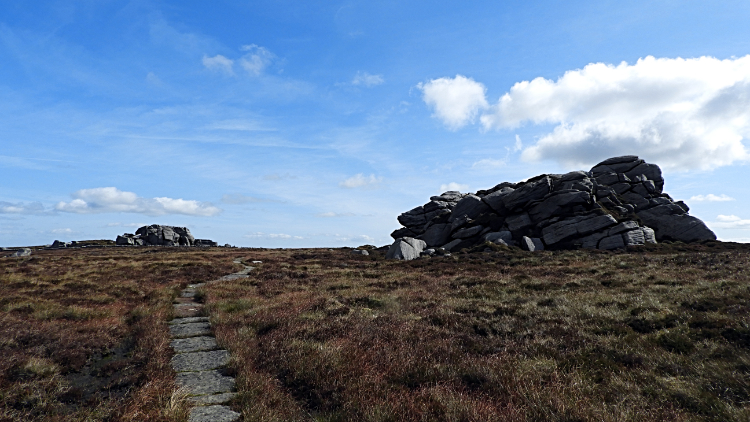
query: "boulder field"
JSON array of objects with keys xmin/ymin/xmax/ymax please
[
  {"xmin": 387, "ymin": 156, "xmax": 716, "ymax": 260},
  {"xmin": 116, "ymin": 225, "xmax": 218, "ymax": 247}
]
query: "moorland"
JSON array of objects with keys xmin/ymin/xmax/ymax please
[{"xmin": 2, "ymin": 241, "xmax": 750, "ymax": 421}]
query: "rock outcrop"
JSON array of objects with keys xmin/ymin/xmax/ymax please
[
  {"xmin": 388, "ymin": 156, "xmax": 715, "ymax": 259},
  {"xmin": 116, "ymin": 225, "xmax": 217, "ymax": 247}
]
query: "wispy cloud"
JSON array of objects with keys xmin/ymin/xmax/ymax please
[
  {"xmin": 472, "ymin": 158, "xmax": 506, "ymax": 169},
  {"xmin": 690, "ymin": 194, "xmax": 735, "ymax": 202},
  {"xmin": 340, "ymin": 174, "xmax": 382, "ymax": 188},
  {"xmin": 50, "ymin": 228, "xmax": 73, "ymax": 234},
  {"xmin": 439, "ymin": 182, "xmax": 469, "ymax": 193},
  {"xmin": 202, "ymin": 54, "xmax": 235, "ymax": 75},
  {"xmin": 245, "ymin": 232, "xmax": 304, "ymax": 240},
  {"xmin": 0, "ymin": 201, "xmax": 50, "ymax": 215},
  {"xmin": 352, "ymin": 71, "xmax": 384, "ymax": 87},
  {"xmin": 221, "ymin": 194, "xmax": 279, "ymax": 204},
  {"xmin": 56, "ymin": 187, "xmax": 221, "ymax": 216},
  {"xmin": 710, "ymin": 215, "xmax": 750, "ymax": 229},
  {"xmin": 317, "ymin": 212, "xmax": 355, "ymax": 218},
  {"xmin": 239, "ymin": 44, "xmax": 275, "ymax": 76}
]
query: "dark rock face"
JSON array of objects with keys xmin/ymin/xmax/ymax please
[
  {"xmin": 389, "ymin": 156, "xmax": 715, "ymax": 258},
  {"xmin": 116, "ymin": 225, "xmax": 217, "ymax": 247}
]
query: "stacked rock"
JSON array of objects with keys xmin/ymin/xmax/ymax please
[
  {"xmin": 116, "ymin": 224, "xmax": 217, "ymax": 247},
  {"xmin": 387, "ymin": 156, "xmax": 715, "ymax": 259}
]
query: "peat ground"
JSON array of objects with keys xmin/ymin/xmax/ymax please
[
  {"xmin": 0, "ymin": 246, "xmax": 239, "ymax": 421},
  {"xmin": 2, "ymin": 242, "xmax": 749, "ymax": 421}
]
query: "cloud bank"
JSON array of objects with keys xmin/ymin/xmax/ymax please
[
  {"xmin": 340, "ymin": 174, "xmax": 382, "ymax": 188},
  {"xmin": 352, "ymin": 72, "xmax": 384, "ymax": 87},
  {"xmin": 56, "ymin": 187, "xmax": 221, "ymax": 216},
  {"xmin": 690, "ymin": 194, "xmax": 735, "ymax": 202},
  {"xmin": 420, "ymin": 56, "xmax": 750, "ymax": 170}
]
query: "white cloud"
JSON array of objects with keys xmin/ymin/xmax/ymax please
[
  {"xmin": 55, "ymin": 187, "xmax": 221, "ymax": 217},
  {"xmin": 106, "ymin": 222, "xmax": 146, "ymax": 228},
  {"xmin": 340, "ymin": 174, "xmax": 382, "ymax": 188},
  {"xmin": 418, "ymin": 75, "xmax": 489, "ymax": 130},
  {"xmin": 221, "ymin": 194, "xmax": 278, "ymax": 204},
  {"xmin": 245, "ymin": 232, "xmax": 304, "ymax": 240},
  {"xmin": 690, "ymin": 194, "xmax": 735, "ymax": 202},
  {"xmin": 317, "ymin": 212, "xmax": 355, "ymax": 218},
  {"xmin": 710, "ymin": 215, "xmax": 750, "ymax": 229},
  {"xmin": 239, "ymin": 44, "xmax": 274, "ymax": 76},
  {"xmin": 202, "ymin": 54, "xmax": 235, "ymax": 75},
  {"xmin": 426, "ymin": 56, "xmax": 750, "ymax": 170},
  {"xmin": 514, "ymin": 134, "xmax": 523, "ymax": 152},
  {"xmin": 472, "ymin": 158, "xmax": 506, "ymax": 169},
  {"xmin": 51, "ymin": 228, "xmax": 72, "ymax": 234},
  {"xmin": 0, "ymin": 201, "xmax": 48, "ymax": 215},
  {"xmin": 352, "ymin": 71, "xmax": 384, "ymax": 87},
  {"xmin": 440, "ymin": 182, "xmax": 469, "ymax": 193}
]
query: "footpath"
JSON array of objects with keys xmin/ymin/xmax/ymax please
[{"xmin": 168, "ymin": 258, "xmax": 257, "ymax": 422}]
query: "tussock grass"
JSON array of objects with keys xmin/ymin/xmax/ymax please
[
  {"xmin": 206, "ymin": 243, "xmax": 750, "ymax": 421},
  {"xmin": 0, "ymin": 247, "xmax": 239, "ymax": 421}
]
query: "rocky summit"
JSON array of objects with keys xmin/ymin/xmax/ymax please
[
  {"xmin": 116, "ymin": 225, "xmax": 218, "ymax": 247},
  {"xmin": 387, "ymin": 156, "xmax": 715, "ymax": 259}
]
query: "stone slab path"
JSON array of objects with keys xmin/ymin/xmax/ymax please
[{"xmin": 169, "ymin": 258, "xmax": 255, "ymax": 422}]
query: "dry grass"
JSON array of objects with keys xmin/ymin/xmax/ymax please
[
  {"xmin": 0, "ymin": 246, "xmax": 239, "ymax": 421},
  {"xmin": 205, "ymin": 242, "xmax": 750, "ymax": 422}
]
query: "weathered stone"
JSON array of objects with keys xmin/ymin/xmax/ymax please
[
  {"xmin": 579, "ymin": 231, "xmax": 607, "ymax": 249},
  {"xmin": 506, "ymin": 213, "xmax": 532, "ymax": 232},
  {"xmin": 418, "ymin": 223, "xmax": 451, "ymax": 247},
  {"xmin": 482, "ymin": 187, "xmax": 513, "ymax": 214},
  {"xmin": 542, "ymin": 220, "xmax": 580, "ymax": 245},
  {"xmin": 453, "ymin": 225, "xmax": 483, "ymax": 239},
  {"xmin": 449, "ymin": 195, "xmax": 490, "ymax": 222},
  {"xmin": 397, "ymin": 206, "xmax": 426, "ymax": 227},
  {"xmin": 350, "ymin": 249, "xmax": 369, "ymax": 255},
  {"xmin": 620, "ymin": 192, "xmax": 650, "ymax": 210},
  {"xmin": 391, "ymin": 227, "xmax": 417, "ymax": 240},
  {"xmin": 502, "ymin": 177, "xmax": 552, "ymax": 211},
  {"xmin": 171, "ymin": 336, "xmax": 219, "ymax": 354},
  {"xmin": 599, "ymin": 235, "xmax": 625, "ymax": 250},
  {"xmin": 608, "ymin": 221, "xmax": 639, "ymax": 236},
  {"xmin": 171, "ymin": 350, "xmax": 230, "ymax": 372},
  {"xmin": 576, "ymin": 214, "xmax": 618, "ymax": 235},
  {"xmin": 520, "ymin": 236, "xmax": 544, "ymax": 251},
  {"xmin": 9, "ymin": 248, "xmax": 32, "ymax": 257},
  {"xmin": 170, "ymin": 322, "xmax": 212, "ymax": 339},
  {"xmin": 484, "ymin": 231, "xmax": 513, "ymax": 245},
  {"xmin": 637, "ymin": 208, "xmax": 716, "ymax": 242},
  {"xmin": 528, "ymin": 191, "xmax": 591, "ymax": 221},
  {"xmin": 177, "ymin": 370, "xmax": 236, "ymax": 396},
  {"xmin": 189, "ymin": 393, "xmax": 237, "ymax": 405},
  {"xmin": 431, "ymin": 191, "xmax": 465, "ymax": 202},
  {"xmin": 390, "ymin": 156, "xmax": 713, "ymax": 252},
  {"xmin": 641, "ymin": 227, "xmax": 657, "ymax": 244},
  {"xmin": 442, "ymin": 239, "xmax": 462, "ymax": 251},
  {"xmin": 385, "ymin": 237, "xmax": 426, "ymax": 260},
  {"xmin": 188, "ymin": 405, "xmax": 240, "ymax": 422},
  {"xmin": 622, "ymin": 229, "xmax": 646, "ymax": 246},
  {"xmin": 170, "ymin": 317, "xmax": 210, "ymax": 325}
]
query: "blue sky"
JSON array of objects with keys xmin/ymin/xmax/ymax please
[{"xmin": 2, "ymin": 0, "xmax": 750, "ymax": 247}]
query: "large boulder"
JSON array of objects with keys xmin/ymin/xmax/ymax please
[
  {"xmin": 388, "ymin": 156, "xmax": 715, "ymax": 253},
  {"xmin": 117, "ymin": 225, "xmax": 213, "ymax": 247},
  {"xmin": 386, "ymin": 237, "xmax": 427, "ymax": 260}
]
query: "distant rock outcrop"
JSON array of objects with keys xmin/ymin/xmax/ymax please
[
  {"xmin": 116, "ymin": 225, "xmax": 217, "ymax": 247},
  {"xmin": 387, "ymin": 156, "xmax": 715, "ymax": 259}
]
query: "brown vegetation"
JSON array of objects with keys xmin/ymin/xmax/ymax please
[
  {"xmin": 3, "ymin": 242, "xmax": 750, "ymax": 421},
  {"xmin": 206, "ymin": 242, "xmax": 750, "ymax": 422},
  {"xmin": 0, "ymin": 247, "xmax": 237, "ymax": 421}
]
